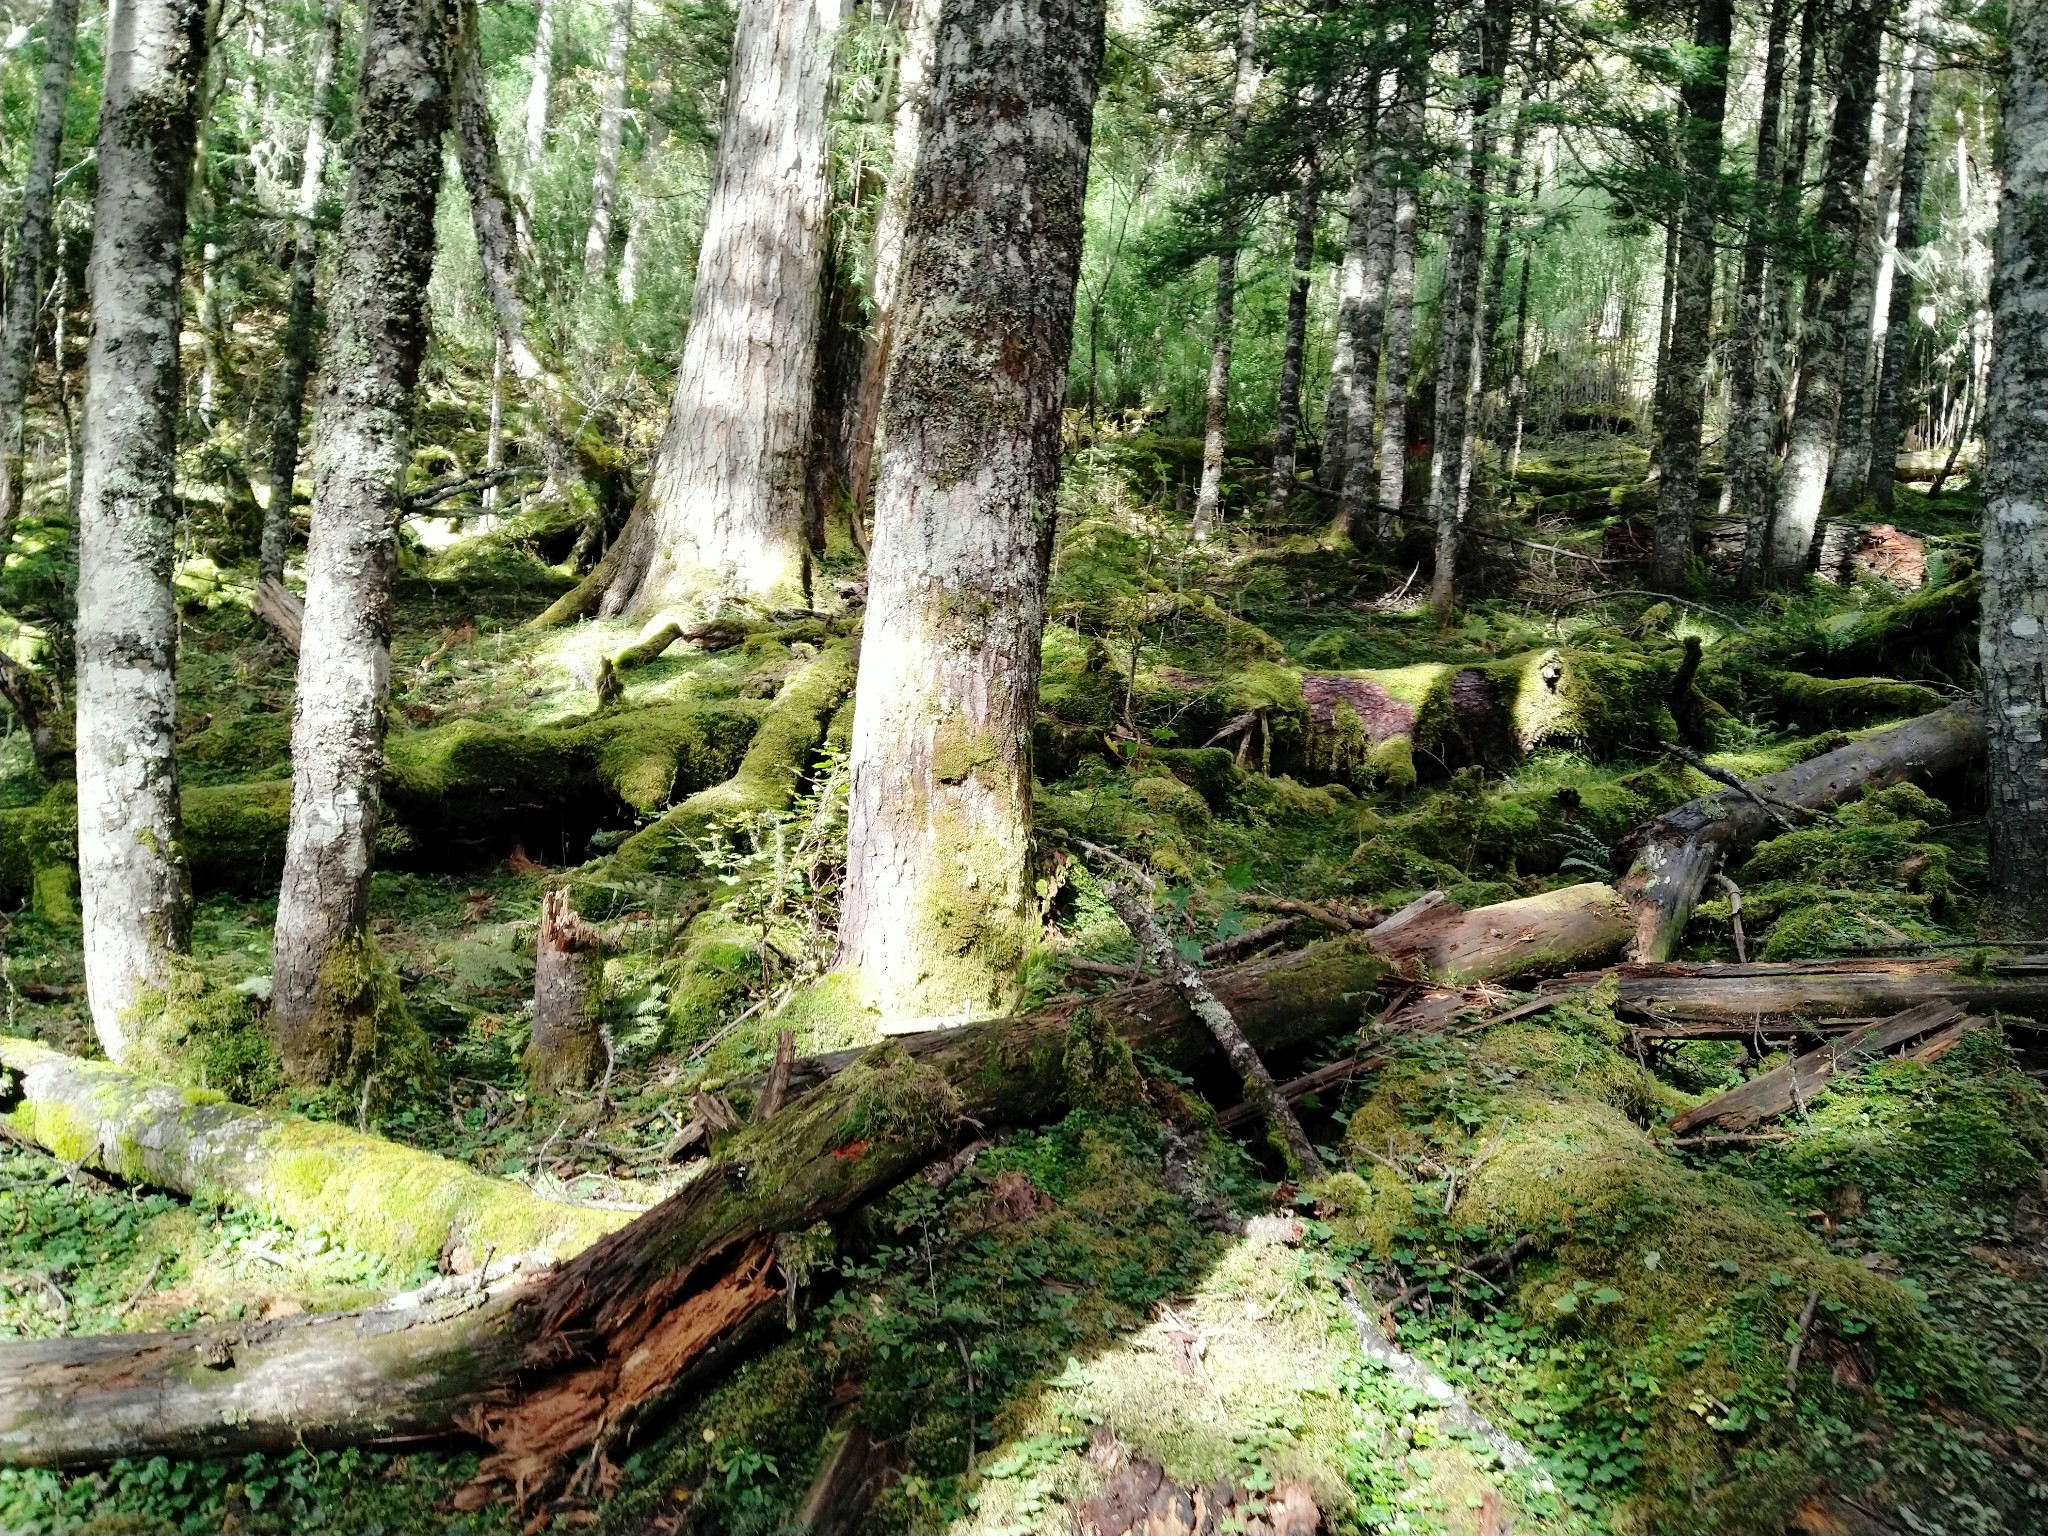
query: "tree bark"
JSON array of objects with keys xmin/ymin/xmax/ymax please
[
  {"xmin": 527, "ymin": 888, "xmax": 606, "ymax": 1091},
  {"xmin": 556, "ymin": 0, "xmax": 839, "ymax": 621},
  {"xmin": 1320, "ymin": 131, "xmax": 1376, "ymax": 498},
  {"xmin": 1264, "ymin": 157, "xmax": 1322, "ymax": 517},
  {"xmin": 1615, "ymin": 702, "xmax": 1985, "ymax": 962},
  {"xmin": 72, "ymin": 0, "xmax": 210, "ymax": 1062},
  {"xmin": 836, "ymin": 0, "xmax": 1105, "ymax": 1027},
  {"xmin": 269, "ymin": 0, "xmax": 460, "ymax": 1085},
  {"xmin": 517, "ymin": 0, "xmax": 556, "ymax": 252},
  {"xmin": 261, "ymin": 0, "xmax": 345, "ymax": 587},
  {"xmin": 1766, "ymin": 0, "xmax": 1887, "ymax": 582},
  {"xmin": 1579, "ymin": 955, "xmax": 2048, "ymax": 1024},
  {"xmin": 1332, "ymin": 140, "xmax": 1395, "ymax": 541},
  {"xmin": 581, "ymin": 0, "xmax": 634, "ymax": 279},
  {"xmin": 1979, "ymin": 0, "xmax": 2048, "ymax": 936},
  {"xmin": 1650, "ymin": 0, "xmax": 1734, "ymax": 593},
  {"xmin": 1375, "ymin": 67, "xmax": 1423, "ymax": 538},
  {"xmin": 0, "ymin": 0, "xmax": 80, "ymax": 548},
  {"xmin": 1191, "ymin": 0, "xmax": 1262, "ymax": 541},
  {"xmin": 1866, "ymin": 0, "xmax": 1937, "ymax": 515}
]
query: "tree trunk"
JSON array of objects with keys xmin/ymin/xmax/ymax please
[
  {"xmin": 581, "ymin": 0, "xmax": 634, "ymax": 279},
  {"xmin": 517, "ymin": 0, "xmax": 555, "ymax": 252},
  {"xmin": 0, "ymin": 0, "xmax": 80, "ymax": 548},
  {"xmin": 836, "ymin": 0, "xmax": 1105, "ymax": 1027},
  {"xmin": 1264, "ymin": 158, "xmax": 1322, "ymax": 517},
  {"xmin": 1584, "ymin": 955, "xmax": 2048, "ymax": 1025},
  {"xmin": 269, "ymin": 0, "xmax": 459, "ymax": 1085},
  {"xmin": 1615, "ymin": 702, "xmax": 1985, "ymax": 962},
  {"xmin": 1333, "ymin": 141, "xmax": 1396, "ymax": 541},
  {"xmin": 260, "ymin": 0, "xmax": 344, "ymax": 587},
  {"xmin": 1650, "ymin": 0, "xmax": 1734, "ymax": 593},
  {"xmin": 1374, "ymin": 69, "xmax": 1423, "ymax": 539},
  {"xmin": 1191, "ymin": 0, "xmax": 1262, "ymax": 541},
  {"xmin": 842, "ymin": 0, "xmax": 940, "ymax": 538},
  {"xmin": 1979, "ymin": 0, "xmax": 2048, "ymax": 936},
  {"xmin": 1866, "ymin": 0, "xmax": 1936, "ymax": 515},
  {"xmin": 527, "ymin": 887, "xmax": 605, "ymax": 1091},
  {"xmin": 550, "ymin": 0, "xmax": 839, "ymax": 622},
  {"xmin": 1766, "ymin": 0, "xmax": 1887, "ymax": 582},
  {"xmin": 1319, "ymin": 131, "xmax": 1376, "ymax": 497},
  {"xmin": 72, "ymin": 0, "xmax": 210, "ymax": 1062}
]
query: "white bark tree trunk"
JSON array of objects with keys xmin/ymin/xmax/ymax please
[
  {"xmin": 516, "ymin": 0, "xmax": 555, "ymax": 252},
  {"xmin": 1320, "ymin": 131, "xmax": 1378, "ymax": 500},
  {"xmin": 1867, "ymin": 0, "xmax": 1937, "ymax": 514},
  {"xmin": 837, "ymin": 0, "xmax": 1105, "ymax": 1027},
  {"xmin": 1264, "ymin": 157, "xmax": 1322, "ymax": 516},
  {"xmin": 72, "ymin": 0, "xmax": 210, "ymax": 1062},
  {"xmin": 0, "ymin": 0, "xmax": 80, "ymax": 547},
  {"xmin": 1980, "ymin": 0, "xmax": 2048, "ymax": 934},
  {"xmin": 581, "ymin": 0, "xmax": 634, "ymax": 279},
  {"xmin": 1374, "ymin": 67, "xmax": 1423, "ymax": 538},
  {"xmin": 270, "ymin": 0, "xmax": 460, "ymax": 1085}
]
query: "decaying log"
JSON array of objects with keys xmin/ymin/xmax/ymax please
[
  {"xmin": 253, "ymin": 576, "xmax": 304, "ymax": 652},
  {"xmin": 0, "ymin": 1037, "xmax": 631, "ymax": 1274},
  {"xmin": 527, "ymin": 887, "xmax": 606, "ymax": 1091},
  {"xmin": 609, "ymin": 621, "xmax": 683, "ymax": 673},
  {"xmin": 1614, "ymin": 704, "xmax": 1985, "ymax": 962},
  {"xmin": 1668, "ymin": 1002, "xmax": 1967, "ymax": 1135},
  {"xmin": 1363, "ymin": 882, "xmax": 1636, "ymax": 984},
  {"xmin": 1558, "ymin": 955, "xmax": 2048, "ymax": 1024}
]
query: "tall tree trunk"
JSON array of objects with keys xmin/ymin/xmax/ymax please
[
  {"xmin": 843, "ymin": 0, "xmax": 941, "ymax": 536},
  {"xmin": 1455, "ymin": 90, "xmax": 1527, "ymax": 525},
  {"xmin": 517, "ymin": 0, "xmax": 556, "ymax": 252},
  {"xmin": 581, "ymin": 0, "xmax": 633, "ymax": 279},
  {"xmin": 1374, "ymin": 71, "xmax": 1422, "ymax": 540},
  {"xmin": 0, "ymin": 0, "xmax": 80, "ymax": 548},
  {"xmin": 1766, "ymin": 0, "xmax": 1887, "ymax": 583},
  {"xmin": 1320, "ymin": 135, "xmax": 1374, "ymax": 494},
  {"xmin": 1324, "ymin": 115, "xmax": 1396, "ymax": 528},
  {"xmin": 261, "ymin": 0, "xmax": 344, "ymax": 587},
  {"xmin": 74, "ymin": 0, "xmax": 209, "ymax": 1062},
  {"xmin": 554, "ymin": 0, "xmax": 839, "ymax": 622},
  {"xmin": 269, "ymin": 0, "xmax": 459, "ymax": 1085},
  {"xmin": 836, "ymin": 0, "xmax": 1105, "ymax": 1028},
  {"xmin": 1264, "ymin": 157, "xmax": 1322, "ymax": 517},
  {"xmin": 1866, "ymin": 0, "xmax": 1936, "ymax": 514},
  {"xmin": 1191, "ymin": 0, "xmax": 1262, "ymax": 541},
  {"xmin": 1650, "ymin": 0, "xmax": 1735, "ymax": 592},
  {"xmin": 1723, "ymin": 0, "xmax": 1793, "ymax": 587},
  {"xmin": 1427, "ymin": 0, "xmax": 1507, "ymax": 626},
  {"xmin": 1979, "ymin": 0, "xmax": 2048, "ymax": 935}
]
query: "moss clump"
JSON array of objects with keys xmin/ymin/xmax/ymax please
[
  {"xmin": 127, "ymin": 960, "xmax": 283, "ymax": 1105},
  {"xmin": 178, "ymin": 711, "xmax": 293, "ymax": 786},
  {"xmin": 1061, "ymin": 1005, "xmax": 1144, "ymax": 1111},
  {"xmin": 300, "ymin": 932, "xmax": 442, "ymax": 1109}
]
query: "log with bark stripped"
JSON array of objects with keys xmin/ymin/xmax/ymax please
[{"xmin": 1557, "ymin": 955, "xmax": 2048, "ymax": 1024}]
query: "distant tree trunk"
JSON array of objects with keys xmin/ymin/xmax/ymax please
[
  {"xmin": 548, "ymin": 0, "xmax": 839, "ymax": 622},
  {"xmin": 73, "ymin": 0, "xmax": 209, "ymax": 1063},
  {"xmin": 1647, "ymin": 217, "xmax": 1678, "ymax": 474},
  {"xmin": 837, "ymin": 0, "xmax": 1104, "ymax": 1027},
  {"xmin": 843, "ymin": 0, "xmax": 940, "ymax": 537},
  {"xmin": 270, "ymin": 0, "xmax": 458, "ymax": 1086},
  {"xmin": 1722, "ymin": 0, "xmax": 1793, "ymax": 587},
  {"xmin": 1322, "ymin": 120, "xmax": 1389, "ymax": 512},
  {"xmin": 1650, "ymin": 0, "xmax": 1734, "ymax": 593},
  {"xmin": 1335, "ymin": 159, "xmax": 1397, "ymax": 542},
  {"xmin": 1191, "ymin": 0, "xmax": 1262, "ymax": 541},
  {"xmin": 261, "ymin": 0, "xmax": 344, "ymax": 587},
  {"xmin": 1373, "ymin": 72, "xmax": 1422, "ymax": 539},
  {"xmin": 1979, "ymin": 0, "xmax": 2048, "ymax": 936},
  {"xmin": 1264, "ymin": 156, "xmax": 1322, "ymax": 517},
  {"xmin": 582, "ymin": 0, "xmax": 633, "ymax": 279},
  {"xmin": 517, "ymin": 0, "xmax": 556, "ymax": 252},
  {"xmin": 1767, "ymin": 0, "xmax": 1886, "ymax": 583},
  {"xmin": 1768, "ymin": 2, "xmax": 1821, "ymax": 464},
  {"xmin": 1867, "ymin": 0, "xmax": 1936, "ymax": 515},
  {"xmin": 1427, "ymin": 0, "xmax": 1506, "ymax": 626},
  {"xmin": 1455, "ymin": 91, "xmax": 1527, "ymax": 524},
  {"xmin": 0, "ymin": 0, "xmax": 79, "ymax": 548}
]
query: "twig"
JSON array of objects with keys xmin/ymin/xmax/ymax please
[
  {"xmin": 1668, "ymin": 1130, "xmax": 1794, "ymax": 1149},
  {"xmin": 1784, "ymin": 1288, "xmax": 1822, "ymax": 1393},
  {"xmin": 1668, "ymin": 744, "xmax": 1804, "ymax": 835},
  {"xmin": 1714, "ymin": 873, "xmax": 1746, "ymax": 962},
  {"xmin": 398, "ymin": 463, "xmax": 538, "ymax": 513},
  {"xmin": 119, "ymin": 1255, "xmax": 166, "ymax": 1315},
  {"xmin": 1044, "ymin": 829, "xmax": 1155, "ymax": 892}
]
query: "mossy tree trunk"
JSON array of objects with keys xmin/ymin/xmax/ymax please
[
  {"xmin": 73, "ymin": 0, "xmax": 210, "ymax": 1062},
  {"xmin": 1979, "ymin": 0, "xmax": 2048, "ymax": 936},
  {"xmin": 1191, "ymin": 0, "xmax": 1262, "ymax": 541},
  {"xmin": 837, "ymin": 0, "xmax": 1105, "ymax": 1027},
  {"xmin": 270, "ymin": 0, "xmax": 459, "ymax": 1085},
  {"xmin": 1866, "ymin": 0, "xmax": 1937, "ymax": 516},
  {"xmin": 1649, "ymin": 0, "xmax": 1733, "ymax": 593},
  {"xmin": 260, "ymin": 0, "xmax": 344, "ymax": 587},
  {"xmin": 1766, "ymin": 0, "xmax": 1886, "ymax": 582},
  {"xmin": 1264, "ymin": 150, "xmax": 1322, "ymax": 517},
  {"xmin": 0, "ymin": 0, "xmax": 80, "ymax": 548}
]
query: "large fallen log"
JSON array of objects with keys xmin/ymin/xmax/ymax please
[
  {"xmin": 1614, "ymin": 704, "xmax": 1985, "ymax": 962},
  {"xmin": 0, "ymin": 937, "xmax": 1393, "ymax": 1480},
  {"xmin": 1559, "ymin": 955, "xmax": 2048, "ymax": 1024}
]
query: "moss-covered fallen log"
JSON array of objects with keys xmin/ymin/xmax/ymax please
[
  {"xmin": 0, "ymin": 936, "xmax": 1390, "ymax": 1477},
  {"xmin": 1570, "ymin": 955, "xmax": 2048, "ymax": 1023},
  {"xmin": 0, "ymin": 1036, "xmax": 631, "ymax": 1273},
  {"xmin": 1614, "ymin": 704, "xmax": 1984, "ymax": 962}
]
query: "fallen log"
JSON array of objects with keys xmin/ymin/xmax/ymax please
[
  {"xmin": 0, "ymin": 936, "xmax": 1394, "ymax": 1479},
  {"xmin": 1362, "ymin": 882, "xmax": 1635, "ymax": 984},
  {"xmin": 1564, "ymin": 955, "xmax": 2048, "ymax": 1024},
  {"xmin": 1668, "ymin": 1002, "xmax": 1967, "ymax": 1135},
  {"xmin": 1614, "ymin": 704, "xmax": 1985, "ymax": 962}
]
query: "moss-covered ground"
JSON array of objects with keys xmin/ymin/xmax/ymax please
[{"xmin": 0, "ymin": 438, "xmax": 2039, "ymax": 1533}]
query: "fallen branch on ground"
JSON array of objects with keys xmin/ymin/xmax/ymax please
[{"xmin": 1555, "ymin": 955, "xmax": 2048, "ymax": 1023}]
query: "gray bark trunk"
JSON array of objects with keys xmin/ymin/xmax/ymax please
[
  {"xmin": 73, "ymin": 0, "xmax": 209, "ymax": 1062},
  {"xmin": 1336, "ymin": 146, "xmax": 1396, "ymax": 541},
  {"xmin": 1866, "ymin": 0, "xmax": 1937, "ymax": 515},
  {"xmin": 1650, "ymin": 0, "xmax": 1734, "ymax": 592},
  {"xmin": 455, "ymin": 10, "xmax": 546, "ymax": 386},
  {"xmin": 836, "ymin": 0, "xmax": 1105, "ymax": 1026},
  {"xmin": 1979, "ymin": 0, "xmax": 2048, "ymax": 935},
  {"xmin": 270, "ymin": 0, "xmax": 459, "ymax": 1084},
  {"xmin": 1264, "ymin": 159, "xmax": 1321, "ymax": 516},
  {"xmin": 260, "ymin": 0, "xmax": 344, "ymax": 586},
  {"xmin": 1374, "ymin": 70, "xmax": 1422, "ymax": 537},
  {"xmin": 1319, "ymin": 137, "xmax": 1375, "ymax": 496},
  {"xmin": 581, "ymin": 0, "xmax": 633, "ymax": 279},
  {"xmin": 517, "ymin": 0, "xmax": 555, "ymax": 251},
  {"xmin": 1191, "ymin": 0, "xmax": 1262, "ymax": 540},
  {"xmin": 0, "ymin": 0, "xmax": 79, "ymax": 547},
  {"xmin": 1766, "ymin": 0, "xmax": 1887, "ymax": 582}
]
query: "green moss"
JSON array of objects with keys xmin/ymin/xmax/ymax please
[
  {"xmin": 301, "ymin": 931, "xmax": 443, "ymax": 1105},
  {"xmin": 127, "ymin": 960, "xmax": 283, "ymax": 1105}
]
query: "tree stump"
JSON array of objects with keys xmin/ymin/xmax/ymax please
[{"xmin": 527, "ymin": 888, "xmax": 604, "ymax": 1091}]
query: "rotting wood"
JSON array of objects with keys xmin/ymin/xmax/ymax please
[
  {"xmin": 1555, "ymin": 955, "xmax": 2048, "ymax": 1024},
  {"xmin": 527, "ymin": 887, "xmax": 605, "ymax": 1092},
  {"xmin": 752, "ymin": 1030, "xmax": 795, "ymax": 1122},
  {"xmin": 254, "ymin": 576, "xmax": 304, "ymax": 652},
  {"xmin": 1364, "ymin": 882, "xmax": 1635, "ymax": 984}
]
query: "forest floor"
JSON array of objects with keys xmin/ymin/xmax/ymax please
[{"xmin": 0, "ymin": 435, "xmax": 2043, "ymax": 1536}]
